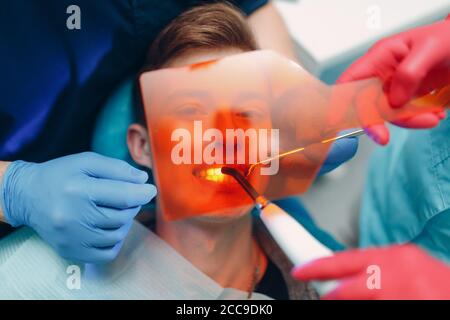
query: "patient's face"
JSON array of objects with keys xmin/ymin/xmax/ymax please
[{"xmin": 134, "ymin": 49, "xmax": 273, "ymax": 221}]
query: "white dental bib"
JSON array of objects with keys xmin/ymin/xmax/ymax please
[{"xmin": 0, "ymin": 222, "xmax": 271, "ymax": 300}]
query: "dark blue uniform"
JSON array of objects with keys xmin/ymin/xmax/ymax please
[
  {"xmin": 0, "ymin": 0, "xmax": 267, "ymax": 162},
  {"xmin": 0, "ymin": 1, "xmax": 350, "ymax": 259}
]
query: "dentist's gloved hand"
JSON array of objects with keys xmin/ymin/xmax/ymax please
[
  {"xmin": 292, "ymin": 245, "xmax": 450, "ymax": 300},
  {"xmin": 1, "ymin": 152, "xmax": 157, "ymax": 263},
  {"xmin": 318, "ymin": 134, "xmax": 358, "ymax": 175},
  {"xmin": 338, "ymin": 15, "xmax": 450, "ymax": 145}
]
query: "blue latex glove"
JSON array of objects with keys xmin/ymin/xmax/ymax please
[
  {"xmin": 318, "ymin": 135, "xmax": 359, "ymax": 176},
  {"xmin": 0, "ymin": 152, "xmax": 157, "ymax": 263}
]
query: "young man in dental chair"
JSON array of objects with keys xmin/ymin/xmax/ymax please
[
  {"xmin": 2, "ymin": 0, "xmax": 334, "ymax": 265},
  {"xmin": 126, "ymin": 3, "xmax": 346, "ymax": 300},
  {"xmin": 0, "ymin": 3, "xmax": 346, "ymax": 300}
]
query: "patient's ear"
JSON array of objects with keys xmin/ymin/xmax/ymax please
[{"xmin": 127, "ymin": 123, "xmax": 152, "ymax": 168}]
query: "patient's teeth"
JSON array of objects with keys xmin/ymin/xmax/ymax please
[{"xmin": 196, "ymin": 166, "xmax": 242, "ymax": 184}]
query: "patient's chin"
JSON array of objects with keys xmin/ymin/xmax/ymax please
[{"xmin": 192, "ymin": 206, "xmax": 253, "ymax": 224}]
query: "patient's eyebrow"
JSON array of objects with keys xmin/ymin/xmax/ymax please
[
  {"xmin": 165, "ymin": 89, "xmax": 212, "ymax": 101},
  {"xmin": 161, "ymin": 89, "xmax": 214, "ymax": 112},
  {"xmin": 233, "ymin": 91, "xmax": 267, "ymax": 104}
]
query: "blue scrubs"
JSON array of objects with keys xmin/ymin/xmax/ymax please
[
  {"xmin": 0, "ymin": 0, "xmax": 268, "ymax": 240},
  {"xmin": 0, "ymin": 0, "xmax": 267, "ymax": 163},
  {"xmin": 360, "ymin": 114, "xmax": 450, "ymax": 263}
]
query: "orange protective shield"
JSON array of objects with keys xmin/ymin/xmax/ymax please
[{"xmin": 139, "ymin": 50, "xmax": 449, "ymax": 220}]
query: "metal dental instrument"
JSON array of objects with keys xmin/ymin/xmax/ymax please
[
  {"xmin": 245, "ymin": 129, "xmax": 365, "ymax": 177},
  {"xmin": 221, "ymin": 166, "xmax": 339, "ymax": 296}
]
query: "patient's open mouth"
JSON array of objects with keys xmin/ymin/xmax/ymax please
[{"xmin": 192, "ymin": 165, "xmax": 249, "ymax": 184}]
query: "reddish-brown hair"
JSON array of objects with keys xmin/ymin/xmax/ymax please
[
  {"xmin": 142, "ymin": 2, "xmax": 258, "ymax": 71},
  {"xmin": 135, "ymin": 2, "xmax": 258, "ymax": 123}
]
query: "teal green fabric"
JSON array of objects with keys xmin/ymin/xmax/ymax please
[
  {"xmin": 91, "ymin": 78, "xmax": 135, "ymax": 163},
  {"xmin": 360, "ymin": 113, "xmax": 450, "ymax": 263}
]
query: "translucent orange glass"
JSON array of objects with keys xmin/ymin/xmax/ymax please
[{"xmin": 139, "ymin": 50, "xmax": 449, "ymax": 220}]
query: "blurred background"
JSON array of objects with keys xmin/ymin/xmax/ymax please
[{"xmin": 275, "ymin": 0, "xmax": 449, "ymax": 246}]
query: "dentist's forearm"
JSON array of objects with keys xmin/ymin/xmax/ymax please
[
  {"xmin": 0, "ymin": 161, "xmax": 11, "ymax": 223},
  {"xmin": 247, "ymin": 1, "xmax": 298, "ymax": 63}
]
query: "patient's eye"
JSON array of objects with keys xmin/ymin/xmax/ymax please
[
  {"xmin": 175, "ymin": 103, "xmax": 208, "ymax": 118},
  {"xmin": 234, "ymin": 104, "xmax": 267, "ymax": 121},
  {"xmin": 236, "ymin": 109, "xmax": 261, "ymax": 118}
]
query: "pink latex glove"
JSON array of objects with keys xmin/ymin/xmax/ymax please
[
  {"xmin": 291, "ymin": 245, "xmax": 450, "ymax": 300},
  {"xmin": 338, "ymin": 15, "xmax": 450, "ymax": 145}
]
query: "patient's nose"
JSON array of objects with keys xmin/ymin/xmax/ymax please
[{"xmin": 213, "ymin": 109, "xmax": 250, "ymax": 164}]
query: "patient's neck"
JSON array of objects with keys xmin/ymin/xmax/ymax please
[{"xmin": 156, "ymin": 211, "xmax": 264, "ymax": 291}]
